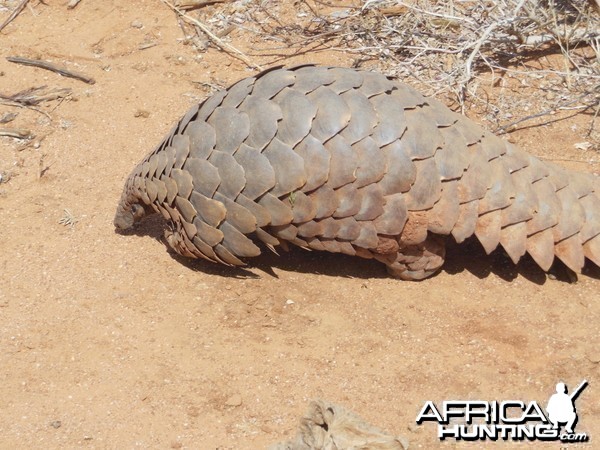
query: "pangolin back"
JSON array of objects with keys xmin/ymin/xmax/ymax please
[{"xmin": 115, "ymin": 65, "xmax": 600, "ymax": 280}]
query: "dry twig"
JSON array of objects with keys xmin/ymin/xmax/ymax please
[
  {"xmin": 0, "ymin": 86, "xmax": 70, "ymax": 123},
  {"xmin": 7, "ymin": 56, "xmax": 96, "ymax": 84},
  {"xmin": 496, "ymin": 91, "xmax": 598, "ymax": 134},
  {"xmin": 176, "ymin": 0, "xmax": 228, "ymax": 10},
  {"xmin": 58, "ymin": 209, "xmax": 78, "ymax": 227},
  {"xmin": 159, "ymin": 0, "xmax": 262, "ymax": 71},
  {"xmin": 0, "ymin": 99, "xmax": 52, "ymax": 120},
  {"xmin": 38, "ymin": 154, "xmax": 51, "ymax": 179},
  {"xmin": 0, "ymin": 0, "xmax": 29, "ymax": 33},
  {"xmin": 0, "ymin": 128, "xmax": 31, "ymax": 139},
  {"xmin": 0, "ymin": 86, "xmax": 72, "ymax": 106}
]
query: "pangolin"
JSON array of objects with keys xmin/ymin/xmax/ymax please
[{"xmin": 115, "ymin": 65, "xmax": 600, "ymax": 280}]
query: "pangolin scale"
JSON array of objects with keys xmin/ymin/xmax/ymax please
[{"xmin": 115, "ymin": 65, "xmax": 600, "ymax": 280}]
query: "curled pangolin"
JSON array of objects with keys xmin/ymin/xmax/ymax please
[{"xmin": 115, "ymin": 65, "xmax": 600, "ymax": 280}]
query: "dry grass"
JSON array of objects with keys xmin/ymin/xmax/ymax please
[{"xmin": 172, "ymin": 0, "xmax": 599, "ymax": 146}]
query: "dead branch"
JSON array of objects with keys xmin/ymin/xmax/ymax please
[
  {"xmin": 175, "ymin": 0, "xmax": 229, "ymax": 10},
  {"xmin": 538, "ymin": 156, "xmax": 598, "ymax": 164},
  {"xmin": 139, "ymin": 42, "xmax": 158, "ymax": 50},
  {"xmin": 6, "ymin": 56, "xmax": 96, "ymax": 84},
  {"xmin": 0, "ymin": 0, "xmax": 29, "ymax": 33},
  {"xmin": 523, "ymin": 27, "xmax": 597, "ymax": 46},
  {"xmin": 159, "ymin": 0, "xmax": 262, "ymax": 71},
  {"xmin": 496, "ymin": 91, "xmax": 598, "ymax": 134},
  {"xmin": 0, "ymin": 86, "xmax": 72, "ymax": 106},
  {"xmin": 0, "ymin": 128, "xmax": 32, "ymax": 139},
  {"xmin": 587, "ymin": 101, "xmax": 600, "ymax": 138}
]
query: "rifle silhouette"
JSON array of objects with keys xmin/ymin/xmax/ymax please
[{"xmin": 570, "ymin": 380, "xmax": 588, "ymax": 401}]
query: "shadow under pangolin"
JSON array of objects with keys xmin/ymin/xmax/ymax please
[{"xmin": 117, "ymin": 214, "xmax": 600, "ymax": 283}]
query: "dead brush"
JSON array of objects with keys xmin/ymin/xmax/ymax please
[{"xmin": 233, "ymin": 0, "xmax": 599, "ymax": 146}]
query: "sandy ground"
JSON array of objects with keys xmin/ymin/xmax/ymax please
[{"xmin": 1, "ymin": 1, "xmax": 599, "ymax": 449}]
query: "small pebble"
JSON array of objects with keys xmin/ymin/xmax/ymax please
[
  {"xmin": 50, "ymin": 420, "xmax": 61, "ymax": 429},
  {"xmin": 134, "ymin": 109, "xmax": 150, "ymax": 118},
  {"xmin": 225, "ymin": 394, "xmax": 242, "ymax": 407},
  {"xmin": 131, "ymin": 20, "xmax": 143, "ymax": 29}
]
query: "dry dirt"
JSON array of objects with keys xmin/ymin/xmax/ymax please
[{"xmin": 1, "ymin": 1, "xmax": 599, "ymax": 449}]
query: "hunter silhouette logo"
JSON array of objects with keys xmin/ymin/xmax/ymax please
[
  {"xmin": 416, "ymin": 380, "xmax": 589, "ymax": 443},
  {"xmin": 547, "ymin": 380, "xmax": 587, "ymax": 435}
]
